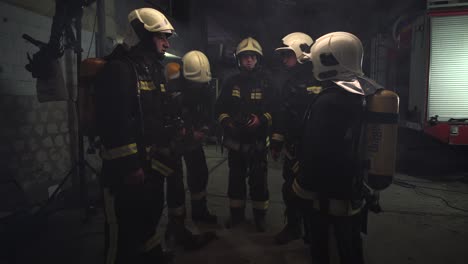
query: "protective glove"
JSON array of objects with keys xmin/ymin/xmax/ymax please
[
  {"xmin": 222, "ymin": 118, "xmax": 240, "ymax": 137},
  {"xmin": 245, "ymin": 114, "xmax": 260, "ymax": 130},
  {"xmin": 177, "ymin": 126, "xmax": 187, "ymax": 137},
  {"xmin": 270, "ymin": 139, "xmax": 283, "ymax": 161},
  {"xmin": 270, "ymin": 148, "xmax": 281, "ymax": 161},
  {"xmin": 193, "ymin": 130, "xmax": 207, "ymax": 142}
]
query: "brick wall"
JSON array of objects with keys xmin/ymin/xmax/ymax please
[{"xmin": 0, "ymin": 2, "xmax": 98, "ymax": 208}]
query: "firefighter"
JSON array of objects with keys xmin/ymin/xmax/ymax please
[
  {"xmin": 164, "ymin": 53, "xmax": 217, "ymax": 224},
  {"xmin": 161, "ymin": 55, "xmax": 217, "ymax": 250},
  {"xmin": 292, "ymin": 32, "xmax": 367, "ymax": 264},
  {"xmin": 271, "ymin": 32, "xmax": 321, "ymax": 245},
  {"xmin": 215, "ymin": 37, "xmax": 275, "ymax": 232},
  {"xmin": 95, "ymin": 8, "xmax": 174, "ymax": 264},
  {"xmin": 178, "ymin": 51, "xmax": 217, "ymax": 224}
]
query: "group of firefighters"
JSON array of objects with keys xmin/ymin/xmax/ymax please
[{"xmin": 96, "ymin": 6, "xmax": 398, "ymax": 264}]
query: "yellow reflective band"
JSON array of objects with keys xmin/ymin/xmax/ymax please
[
  {"xmin": 266, "ymin": 136, "xmax": 270, "ymax": 147},
  {"xmin": 250, "ymin": 92, "xmax": 263, "ymax": 100},
  {"xmin": 142, "ymin": 233, "xmax": 161, "ymax": 253},
  {"xmin": 168, "ymin": 206, "xmax": 185, "ymax": 216},
  {"xmin": 292, "ymin": 161, "xmax": 300, "ymax": 174},
  {"xmin": 307, "ymin": 86, "xmax": 322, "ymax": 94},
  {"xmin": 191, "ymin": 191, "xmax": 207, "ymax": 201},
  {"xmin": 229, "ymin": 199, "xmax": 246, "ymax": 208},
  {"xmin": 103, "ymin": 188, "xmax": 118, "ymax": 264},
  {"xmin": 151, "ymin": 159, "xmax": 174, "ymax": 177},
  {"xmin": 101, "ymin": 143, "xmax": 138, "ymax": 160},
  {"xmin": 271, "ymin": 133, "xmax": 285, "ymax": 142},
  {"xmin": 139, "ymin": 81, "xmax": 156, "ymax": 91},
  {"xmin": 232, "ymin": 89, "xmax": 240, "ymax": 98},
  {"xmin": 263, "ymin": 112, "xmax": 272, "ymax": 127},
  {"xmin": 292, "ymin": 179, "xmax": 362, "ymax": 216},
  {"xmin": 218, "ymin": 113, "xmax": 230, "ymax": 123},
  {"xmin": 145, "ymin": 146, "xmax": 152, "ymax": 160},
  {"xmin": 160, "ymin": 84, "xmax": 166, "ymax": 92},
  {"xmin": 252, "ymin": 200, "xmax": 269, "ymax": 210}
]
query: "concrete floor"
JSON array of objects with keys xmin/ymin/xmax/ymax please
[{"xmin": 3, "ymin": 145, "xmax": 468, "ymax": 264}]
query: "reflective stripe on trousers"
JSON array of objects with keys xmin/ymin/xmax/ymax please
[{"xmin": 292, "ymin": 179, "xmax": 362, "ymax": 216}]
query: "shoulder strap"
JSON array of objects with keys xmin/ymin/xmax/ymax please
[
  {"xmin": 121, "ymin": 56, "xmax": 144, "ymax": 133},
  {"xmin": 111, "ymin": 55, "xmax": 146, "ymax": 159}
]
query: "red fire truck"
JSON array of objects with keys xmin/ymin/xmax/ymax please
[{"xmin": 372, "ymin": 0, "xmax": 468, "ymax": 145}]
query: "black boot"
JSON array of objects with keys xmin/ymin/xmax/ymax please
[
  {"xmin": 253, "ymin": 209, "xmax": 267, "ymax": 232},
  {"xmin": 275, "ymin": 210, "xmax": 302, "ymax": 245},
  {"xmin": 225, "ymin": 207, "xmax": 245, "ymax": 228},
  {"xmin": 275, "ymin": 224, "xmax": 302, "ymax": 245},
  {"xmin": 165, "ymin": 215, "xmax": 217, "ymax": 251},
  {"xmin": 191, "ymin": 198, "xmax": 218, "ymax": 224}
]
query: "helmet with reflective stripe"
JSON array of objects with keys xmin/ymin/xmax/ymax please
[
  {"xmin": 275, "ymin": 32, "xmax": 313, "ymax": 64},
  {"xmin": 310, "ymin": 32, "xmax": 363, "ymax": 81},
  {"xmin": 235, "ymin": 37, "xmax": 263, "ymax": 57},
  {"xmin": 128, "ymin": 8, "xmax": 174, "ymax": 35},
  {"xmin": 182, "ymin": 50, "xmax": 212, "ymax": 83},
  {"xmin": 125, "ymin": 8, "xmax": 175, "ymax": 47}
]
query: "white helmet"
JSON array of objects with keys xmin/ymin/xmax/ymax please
[
  {"xmin": 235, "ymin": 37, "xmax": 263, "ymax": 57},
  {"xmin": 182, "ymin": 50, "xmax": 212, "ymax": 83},
  {"xmin": 125, "ymin": 8, "xmax": 175, "ymax": 47},
  {"xmin": 310, "ymin": 32, "xmax": 364, "ymax": 81},
  {"xmin": 275, "ymin": 32, "xmax": 313, "ymax": 63}
]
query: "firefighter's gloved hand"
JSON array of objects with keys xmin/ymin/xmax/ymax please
[
  {"xmin": 200, "ymin": 125, "xmax": 210, "ymax": 134},
  {"xmin": 245, "ymin": 114, "xmax": 260, "ymax": 130},
  {"xmin": 270, "ymin": 140, "xmax": 283, "ymax": 161},
  {"xmin": 193, "ymin": 130, "xmax": 206, "ymax": 142},
  {"xmin": 222, "ymin": 118, "xmax": 240, "ymax": 137},
  {"xmin": 124, "ymin": 168, "xmax": 145, "ymax": 185},
  {"xmin": 178, "ymin": 127, "xmax": 187, "ymax": 137},
  {"xmin": 270, "ymin": 148, "xmax": 281, "ymax": 161}
]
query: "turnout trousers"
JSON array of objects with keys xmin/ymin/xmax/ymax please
[
  {"xmin": 183, "ymin": 145, "xmax": 209, "ymax": 201},
  {"xmin": 102, "ymin": 161, "xmax": 165, "ymax": 264},
  {"xmin": 227, "ymin": 148, "xmax": 269, "ymax": 211}
]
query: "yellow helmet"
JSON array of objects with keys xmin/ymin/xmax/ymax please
[
  {"xmin": 182, "ymin": 50, "xmax": 212, "ymax": 83},
  {"xmin": 235, "ymin": 37, "xmax": 263, "ymax": 57}
]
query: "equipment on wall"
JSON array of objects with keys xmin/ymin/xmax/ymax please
[
  {"xmin": 23, "ymin": 0, "xmax": 97, "ymax": 102},
  {"xmin": 22, "ymin": 0, "xmax": 101, "ymax": 223}
]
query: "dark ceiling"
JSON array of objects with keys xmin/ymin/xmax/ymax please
[{"xmin": 132, "ymin": 0, "xmax": 426, "ymax": 59}]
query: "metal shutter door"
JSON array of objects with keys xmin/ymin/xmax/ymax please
[{"xmin": 428, "ymin": 15, "xmax": 468, "ymax": 121}]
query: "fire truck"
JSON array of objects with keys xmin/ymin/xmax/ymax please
[{"xmin": 371, "ymin": 0, "xmax": 468, "ymax": 145}]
